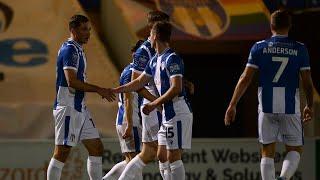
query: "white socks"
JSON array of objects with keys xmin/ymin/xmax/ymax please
[
  {"xmin": 260, "ymin": 157, "xmax": 275, "ymax": 180},
  {"xmin": 159, "ymin": 161, "xmax": 171, "ymax": 180},
  {"xmin": 47, "ymin": 158, "xmax": 64, "ymax": 180},
  {"xmin": 87, "ymin": 156, "xmax": 102, "ymax": 180},
  {"xmin": 170, "ymin": 160, "xmax": 185, "ymax": 180},
  {"xmin": 103, "ymin": 160, "xmax": 127, "ymax": 180},
  {"xmin": 280, "ymin": 151, "xmax": 300, "ymax": 179},
  {"xmin": 118, "ymin": 156, "xmax": 145, "ymax": 180}
]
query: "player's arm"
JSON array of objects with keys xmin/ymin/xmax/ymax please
[
  {"xmin": 122, "ymin": 92, "xmax": 133, "ymax": 139},
  {"xmin": 300, "ymin": 70, "xmax": 314, "ymax": 123},
  {"xmin": 64, "ymin": 69, "xmax": 115, "ymax": 101},
  {"xmin": 131, "ymin": 72, "xmax": 158, "ymax": 102},
  {"xmin": 112, "ymin": 72, "xmax": 151, "ymax": 94},
  {"xmin": 142, "ymin": 55, "xmax": 184, "ymax": 114},
  {"xmin": 154, "ymin": 76, "xmax": 182, "ymax": 106},
  {"xmin": 299, "ymin": 45, "xmax": 313, "ymax": 123},
  {"xmin": 184, "ymin": 79, "xmax": 194, "ymax": 95},
  {"xmin": 224, "ymin": 66, "xmax": 257, "ymax": 125}
]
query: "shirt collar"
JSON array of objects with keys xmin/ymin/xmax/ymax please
[
  {"xmin": 158, "ymin": 47, "xmax": 170, "ymax": 57},
  {"xmin": 68, "ymin": 38, "xmax": 83, "ymax": 49},
  {"xmin": 271, "ymin": 34, "xmax": 288, "ymax": 38}
]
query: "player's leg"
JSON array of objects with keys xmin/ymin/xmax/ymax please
[
  {"xmin": 103, "ymin": 152, "xmax": 137, "ymax": 180},
  {"xmin": 167, "ymin": 113, "xmax": 193, "ymax": 180},
  {"xmin": 82, "ymin": 138, "xmax": 104, "ymax": 180},
  {"xmin": 158, "ymin": 124, "xmax": 171, "ymax": 180},
  {"xmin": 104, "ymin": 123, "xmax": 141, "ymax": 180},
  {"xmin": 119, "ymin": 109, "xmax": 160, "ymax": 180},
  {"xmin": 258, "ymin": 112, "xmax": 279, "ymax": 180},
  {"xmin": 260, "ymin": 143, "xmax": 276, "ymax": 180},
  {"xmin": 81, "ymin": 109, "xmax": 103, "ymax": 180},
  {"xmin": 278, "ymin": 114, "xmax": 303, "ymax": 180},
  {"xmin": 278, "ymin": 145, "xmax": 302, "ymax": 180},
  {"xmin": 47, "ymin": 145, "xmax": 71, "ymax": 180},
  {"xmin": 48, "ymin": 106, "xmax": 79, "ymax": 180}
]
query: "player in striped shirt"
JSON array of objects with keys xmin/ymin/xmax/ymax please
[{"xmin": 224, "ymin": 10, "xmax": 314, "ymax": 180}]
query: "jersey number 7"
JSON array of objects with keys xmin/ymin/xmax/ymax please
[{"xmin": 272, "ymin": 56, "xmax": 289, "ymax": 83}]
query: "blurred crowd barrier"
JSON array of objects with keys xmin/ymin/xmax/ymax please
[{"xmin": 0, "ymin": 138, "xmax": 318, "ymax": 179}]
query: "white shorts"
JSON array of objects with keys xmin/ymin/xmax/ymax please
[
  {"xmin": 116, "ymin": 123, "xmax": 142, "ymax": 153},
  {"xmin": 258, "ymin": 112, "xmax": 303, "ymax": 146},
  {"xmin": 141, "ymin": 107, "xmax": 162, "ymax": 143},
  {"xmin": 158, "ymin": 112, "xmax": 193, "ymax": 150},
  {"xmin": 53, "ymin": 106, "xmax": 100, "ymax": 147}
]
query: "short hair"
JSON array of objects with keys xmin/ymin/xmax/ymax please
[
  {"xmin": 131, "ymin": 40, "xmax": 144, "ymax": 53},
  {"xmin": 147, "ymin": 10, "xmax": 169, "ymax": 25},
  {"xmin": 270, "ymin": 10, "xmax": 292, "ymax": 31},
  {"xmin": 152, "ymin": 21, "xmax": 172, "ymax": 42},
  {"xmin": 69, "ymin": 14, "xmax": 89, "ymax": 30}
]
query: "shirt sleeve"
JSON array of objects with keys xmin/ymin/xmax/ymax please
[
  {"xmin": 132, "ymin": 47, "xmax": 150, "ymax": 73},
  {"xmin": 246, "ymin": 43, "xmax": 259, "ymax": 69},
  {"xmin": 122, "ymin": 71, "xmax": 132, "ymax": 85},
  {"xmin": 299, "ymin": 45, "xmax": 311, "ymax": 71},
  {"xmin": 166, "ymin": 54, "xmax": 184, "ymax": 78},
  {"xmin": 62, "ymin": 45, "xmax": 78, "ymax": 71}
]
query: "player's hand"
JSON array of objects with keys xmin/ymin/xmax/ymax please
[
  {"xmin": 224, "ymin": 105, "xmax": 236, "ymax": 126},
  {"xmin": 97, "ymin": 88, "xmax": 116, "ymax": 102},
  {"xmin": 184, "ymin": 80, "xmax": 194, "ymax": 95},
  {"xmin": 303, "ymin": 105, "xmax": 312, "ymax": 123},
  {"xmin": 142, "ymin": 103, "xmax": 156, "ymax": 115},
  {"xmin": 122, "ymin": 125, "xmax": 133, "ymax": 139}
]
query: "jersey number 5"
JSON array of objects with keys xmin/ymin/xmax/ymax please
[{"xmin": 272, "ymin": 56, "xmax": 289, "ymax": 83}]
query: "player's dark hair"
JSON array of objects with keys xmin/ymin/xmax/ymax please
[
  {"xmin": 270, "ymin": 10, "xmax": 292, "ymax": 31},
  {"xmin": 131, "ymin": 40, "xmax": 144, "ymax": 53},
  {"xmin": 152, "ymin": 21, "xmax": 172, "ymax": 43},
  {"xmin": 69, "ymin": 14, "xmax": 89, "ymax": 31},
  {"xmin": 147, "ymin": 10, "xmax": 169, "ymax": 26}
]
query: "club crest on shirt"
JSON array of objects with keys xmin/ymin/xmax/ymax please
[
  {"xmin": 161, "ymin": 61, "xmax": 166, "ymax": 70},
  {"xmin": 169, "ymin": 63, "xmax": 180, "ymax": 74},
  {"xmin": 138, "ymin": 56, "xmax": 148, "ymax": 68}
]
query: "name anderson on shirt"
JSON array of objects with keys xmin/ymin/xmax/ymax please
[{"xmin": 263, "ymin": 47, "xmax": 298, "ymax": 56}]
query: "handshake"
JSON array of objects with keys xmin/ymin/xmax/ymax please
[{"xmin": 96, "ymin": 86, "xmax": 123, "ymax": 102}]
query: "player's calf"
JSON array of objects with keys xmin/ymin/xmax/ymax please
[
  {"xmin": 279, "ymin": 145, "xmax": 302, "ymax": 180},
  {"xmin": 260, "ymin": 143, "xmax": 276, "ymax": 180}
]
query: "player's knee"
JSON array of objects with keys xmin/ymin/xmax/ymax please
[
  {"xmin": 157, "ymin": 151, "xmax": 167, "ymax": 163},
  {"xmin": 53, "ymin": 145, "xmax": 72, "ymax": 162},
  {"xmin": 167, "ymin": 149, "xmax": 182, "ymax": 163},
  {"xmin": 95, "ymin": 141, "xmax": 104, "ymax": 156},
  {"xmin": 88, "ymin": 140, "xmax": 104, "ymax": 156},
  {"xmin": 261, "ymin": 143, "xmax": 276, "ymax": 158},
  {"xmin": 285, "ymin": 145, "xmax": 303, "ymax": 154}
]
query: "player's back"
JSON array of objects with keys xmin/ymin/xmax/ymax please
[
  {"xmin": 116, "ymin": 64, "xmax": 142, "ymax": 126},
  {"xmin": 247, "ymin": 35, "xmax": 310, "ymax": 114},
  {"xmin": 131, "ymin": 39, "xmax": 159, "ymax": 103},
  {"xmin": 148, "ymin": 48, "xmax": 192, "ymax": 121}
]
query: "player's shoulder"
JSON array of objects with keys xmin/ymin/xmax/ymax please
[
  {"xmin": 293, "ymin": 40, "xmax": 306, "ymax": 49},
  {"xmin": 164, "ymin": 49, "xmax": 180, "ymax": 61},
  {"xmin": 251, "ymin": 39, "xmax": 268, "ymax": 52},
  {"xmin": 121, "ymin": 64, "xmax": 133, "ymax": 77},
  {"xmin": 60, "ymin": 41, "xmax": 78, "ymax": 54}
]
